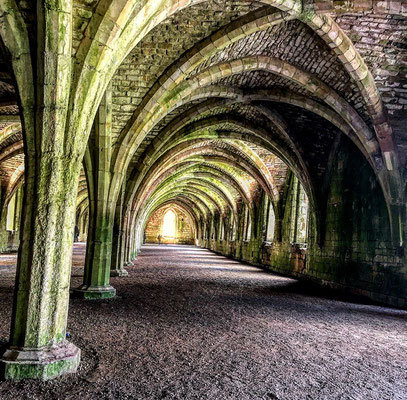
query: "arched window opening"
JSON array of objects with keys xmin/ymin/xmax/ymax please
[
  {"xmin": 266, "ymin": 201, "xmax": 276, "ymax": 242},
  {"xmin": 220, "ymin": 218, "xmax": 225, "ymax": 241},
  {"xmin": 244, "ymin": 206, "xmax": 252, "ymax": 241},
  {"xmin": 162, "ymin": 210, "xmax": 176, "ymax": 238},
  {"xmin": 243, "ymin": 206, "xmax": 249, "ymax": 241},
  {"xmin": 231, "ymin": 218, "xmax": 236, "ymax": 241},
  {"xmin": 296, "ymin": 185, "xmax": 309, "ymax": 244},
  {"xmin": 290, "ymin": 177, "xmax": 309, "ymax": 245},
  {"xmin": 6, "ymin": 197, "xmax": 16, "ymax": 232},
  {"xmin": 247, "ymin": 214, "xmax": 252, "ymax": 240}
]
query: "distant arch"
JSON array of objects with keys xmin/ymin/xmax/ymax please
[{"xmin": 162, "ymin": 209, "xmax": 177, "ymax": 239}]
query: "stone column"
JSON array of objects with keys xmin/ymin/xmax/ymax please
[
  {"xmin": 130, "ymin": 228, "xmax": 137, "ymax": 260},
  {"xmin": 110, "ymin": 185, "xmax": 128, "ymax": 276},
  {"xmin": 124, "ymin": 218, "xmax": 132, "ymax": 265},
  {"xmin": 74, "ymin": 86, "xmax": 117, "ymax": 299},
  {"xmin": 123, "ymin": 214, "xmax": 137, "ymax": 265},
  {"xmin": 0, "ymin": 0, "xmax": 81, "ymax": 380},
  {"xmin": 1, "ymin": 156, "xmax": 81, "ymax": 380}
]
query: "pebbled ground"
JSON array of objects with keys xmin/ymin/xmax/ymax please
[{"xmin": 0, "ymin": 243, "xmax": 407, "ymax": 399}]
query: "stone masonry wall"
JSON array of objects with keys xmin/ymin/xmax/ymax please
[
  {"xmin": 198, "ymin": 141, "xmax": 407, "ymax": 308},
  {"xmin": 145, "ymin": 205, "xmax": 194, "ymax": 245},
  {"xmin": 335, "ymin": 12, "xmax": 407, "ymax": 166}
]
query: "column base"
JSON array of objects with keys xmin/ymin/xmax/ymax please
[
  {"xmin": 0, "ymin": 341, "xmax": 80, "ymax": 381},
  {"xmin": 72, "ymin": 285, "xmax": 116, "ymax": 300},
  {"xmin": 110, "ymin": 269, "xmax": 128, "ymax": 277}
]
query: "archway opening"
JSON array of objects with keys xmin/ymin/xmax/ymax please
[{"xmin": 163, "ymin": 210, "xmax": 177, "ymax": 239}]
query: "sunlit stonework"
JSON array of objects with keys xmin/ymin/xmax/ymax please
[{"xmin": 0, "ymin": 0, "xmax": 405, "ymax": 397}]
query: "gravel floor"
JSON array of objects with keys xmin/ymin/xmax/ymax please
[{"xmin": 0, "ymin": 243, "xmax": 407, "ymax": 399}]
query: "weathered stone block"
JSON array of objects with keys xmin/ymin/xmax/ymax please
[
  {"xmin": 0, "ymin": 341, "xmax": 80, "ymax": 381},
  {"xmin": 72, "ymin": 285, "xmax": 116, "ymax": 300}
]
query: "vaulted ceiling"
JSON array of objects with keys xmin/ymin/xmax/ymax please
[{"xmin": 0, "ymin": 1, "xmax": 405, "ymax": 232}]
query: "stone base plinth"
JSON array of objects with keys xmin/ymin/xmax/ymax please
[
  {"xmin": 72, "ymin": 285, "xmax": 116, "ymax": 299},
  {"xmin": 110, "ymin": 269, "xmax": 128, "ymax": 277},
  {"xmin": 0, "ymin": 341, "xmax": 80, "ymax": 380}
]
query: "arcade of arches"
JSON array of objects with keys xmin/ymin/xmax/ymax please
[{"xmin": 0, "ymin": 0, "xmax": 405, "ymax": 387}]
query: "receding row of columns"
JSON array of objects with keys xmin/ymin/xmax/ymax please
[
  {"xmin": 0, "ymin": 79, "xmax": 137, "ymax": 379},
  {"xmin": 0, "ymin": 0, "xmax": 404, "ymax": 382}
]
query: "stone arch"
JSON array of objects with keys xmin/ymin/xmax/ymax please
[
  {"xmin": 131, "ymin": 144, "xmax": 268, "ymax": 216},
  {"xmin": 111, "ymin": 56, "xmax": 376, "ymax": 206}
]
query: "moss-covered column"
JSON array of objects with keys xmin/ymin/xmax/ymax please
[
  {"xmin": 115, "ymin": 214, "xmax": 128, "ymax": 271},
  {"xmin": 129, "ymin": 227, "xmax": 137, "ymax": 260},
  {"xmin": 110, "ymin": 184, "xmax": 128, "ymax": 276},
  {"xmin": 74, "ymin": 86, "xmax": 117, "ymax": 299},
  {"xmin": 251, "ymin": 194, "xmax": 266, "ymax": 264},
  {"xmin": 0, "ymin": 0, "xmax": 81, "ymax": 380},
  {"xmin": 122, "ymin": 213, "xmax": 137, "ymax": 265},
  {"xmin": 124, "ymin": 218, "xmax": 132, "ymax": 265},
  {"xmin": 2, "ymin": 157, "xmax": 82, "ymax": 381}
]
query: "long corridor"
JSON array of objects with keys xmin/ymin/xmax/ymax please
[{"xmin": 1, "ymin": 244, "xmax": 407, "ymax": 399}]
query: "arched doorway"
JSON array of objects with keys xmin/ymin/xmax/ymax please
[{"xmin": 162, "ymin": 209, "xmax": 176, "ymax": 240}]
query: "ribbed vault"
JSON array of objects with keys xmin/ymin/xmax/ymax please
[{"xmin": 0, "ymin": 0, "xmax": 405, "ymax": 381}]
